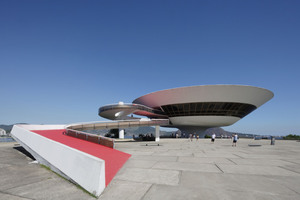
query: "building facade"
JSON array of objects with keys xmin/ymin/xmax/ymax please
[{"xmin": 99, "ymin": 85, "xmax": 274, "ymax": 137}]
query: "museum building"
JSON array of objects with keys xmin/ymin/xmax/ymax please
[{"xmin": 99, "ymin": 85, "xmax": 274, "ymax": 136}]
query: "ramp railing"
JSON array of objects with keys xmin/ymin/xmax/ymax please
[
  {"xmin": 64, "ymin": 129, "xmax": 114, "ymax": 149},
  {"xmin": 66, "ymin": 119, "xmax": 170, "ymax": 131}
]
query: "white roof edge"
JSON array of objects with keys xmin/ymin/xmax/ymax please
[{"xmin": 133, "ymin": 84, "xmax": 274, "ymax": 103}]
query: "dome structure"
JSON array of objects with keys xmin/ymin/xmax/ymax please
[{"xmin": 99, "ymin": 85, "xmax": 274, "ymax": 137}]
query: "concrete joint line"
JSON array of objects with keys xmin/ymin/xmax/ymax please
[
  {"xmin": 178, "ymin": 170, "xmax": 183, "ymax": 185},
  {"xmin": 140, "ymin": 184, "xmax": 154, "ymax": 200},
  {"xmin": 150, "ymin": 160, "xmax": 159, "ymax": 168},
  {"xmin": 278, "ymin": 166, "xmax": 300, "ymax": 175},
  {"xmin": 0, "ymin": 190, "xmax": 34, "ymax": 200},
  {"xmin": 3, "ymin": 178, "xmax": 49, "ymax": 192},
  {"xmin": 214, "ymin": 163, "xmax": 224, "ymax": 173},
  {"xmin": 227, "ymin": 158, "xmax": 237, "ymax": 165},
  {"xmin": 233, "ymin": 153, "xmax": 244, "ymax": 158},
  {"xmin": 284, "ymin": 185, "xmax": 300, "ymax": 195},
  {"xmin": 282, "ymin": 159, "xmax": 299, "ymax": 165}
]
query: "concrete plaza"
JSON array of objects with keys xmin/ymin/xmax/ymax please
[
  {"xmin": 101, "ymin": 138, "xmax": 300, "ymax": 200},
  {"xmin": 1, "ymin": 138, "xmax": 300, "ymax": 200},
  {"xmin": 0, "ymin": 142, "xmax": 95, "ymax": 200}
]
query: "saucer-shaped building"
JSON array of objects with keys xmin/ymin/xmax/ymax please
[{"xmin": 99, "ymin": 85, "xmax": 274, "ymax": 136}]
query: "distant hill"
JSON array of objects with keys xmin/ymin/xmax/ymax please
[
  {"xmin": 0, "ymin": 125, "xmax": 13, "ymax": 133},
  {"xmin": 204, "ymin": 127, "xmax": 231, "ymax": 137},
  {"xmin": 0, "ymin": 123, "xmax": 28, "ymax": 133},
  {"xmin": 203, "ymin": 127, "xmax": 256, "ymax": 138},
  {"xmin": 84, "ymin": 126, "xmax": 255, "ymax": 138},
  {"xmin": 85, "ymin": 126, "xmax": 172, "ymax": 137},
  {"xmin": 173, "ymin": 127, "xmax": 256, "ymax": 138}
]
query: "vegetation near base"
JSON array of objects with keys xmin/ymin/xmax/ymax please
[
  {"xmin": 40, "ymin": 164, "xmax": 97, "ymax": 198},
  {"xmin": 283, "ymin": 134, "xmax": 300, "ymax": 140}
]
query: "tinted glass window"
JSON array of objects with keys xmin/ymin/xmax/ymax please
[{"xmin": 161, "ymin": 102, "xmax": 256, "ymax": 118}]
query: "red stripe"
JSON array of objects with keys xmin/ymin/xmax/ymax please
[{"xmin": 31, "ymin": 129, "xmax": 131, "ymax": 186}]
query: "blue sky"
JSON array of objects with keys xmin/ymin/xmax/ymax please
[{"xmin": 1, "ymin": 0, "xmax": 299, "ymax": 135}]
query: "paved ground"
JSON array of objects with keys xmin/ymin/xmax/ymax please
[
  {"xmin": 0, "ymin": 142, "xmax": 95, "ymax": 200},
  {"xmin": 100, "ymin": 138, "xmax": 300, "ymax": 200},
  {"xmin": 1, "ymin": 138, "xmax": 300, "ymax": 200}
]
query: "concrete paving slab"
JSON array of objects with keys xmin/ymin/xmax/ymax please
[
  {"xmin": 178, "ymin": 156, "xmax": 233, "ymax": 164},
  {"xmin": 5, "ymin": 177, "xmax": 95, "ymax": 200},
  {"xmin": 282, "ymin": 158, "xmax": 300, "ymax": 165},
  {"xmin": 142, "ymin": 184, "xmax": 300, "ymax": 200},
  {"xmin": 190, "ymin": 152, "xmax": 207, "ymax": 157},
  {"xmin": 218, "ymin": 164, "xmax": 300, "ymax": 176},
  {"xmin": 99, "ymin": 180, "xmax": 152, "ymax": 200},
  {"xmin": 201, "ymin": 151, "xmax": 245, "ymax": 158},
  {"xmin": 279, "ymin": 164, "xmax": 300, "ymax": 174},
  {"xmin": 123, "ymin": 159, "xmax": 157, "ymax": 168},
  {"xmin": 236, "ymin": 153, "xmax": 292, "ymax": 159},
  {"xmin": 0, "ymin": 164, "xmax": 52, "ymax": 191},
  {"xmin": 152, "ymin": 150, "xmax": 193, "ymax": 157},
  {"xmin": 142, "ymin": 184, "xmax": 216, "ymax": 200},
  {"xmin": 0, "ymin": 163, "xmax": 11, "ymax": 168},
  {"xmin": 130, "ymin": 155, "xmax": 177, "ymax": 162},
  {"xmin": 180, "ymin": 171, "xmax": 297, "ymax": 195},
  {"xmin": 0, "ymin": 193, "xmax": 30, "ymax": 200},
  {"xmin": 152, "ymin": 161, "xmax": 222, "ymax": 173},
  {"xmin": 3, "ymin": 138, "xmax": 300, "ymax": 200},
  {"xmin": 115, "ymin": 168, "xmax": 180, "ymax": 186},
  {"xmin": 267, "ymin": 175, "xmax": 300, "ymax": 195},
  {"xmin": 0, "ymin": 143, "xmax": 99, "ymax": 200},
  {"xmin": 0, "ymin": 146, "xmax": 33, "ymax": 166},
  {"xmin": 245, "ymin": 192, "xmax": 300, "ymax": 200},
  {"xmin": 229, "ymin": 158, "xmax": 296, "ymax": 166},
  {"xmin": 105, "ymin": 139, "xmax": 300, "ymax": 199},
  {"xmin": 121, "ymin": 150, "xmax": 153, "ymax": 156}
]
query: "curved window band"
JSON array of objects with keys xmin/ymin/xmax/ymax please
[{"xmin": 161, "ymin": 102, "xmax": 257, "ymax": 118}]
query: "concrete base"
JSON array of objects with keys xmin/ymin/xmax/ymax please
[
  {"xmin": 119, "ymin": 129, "xmax": 124, "ymax": 139},
  {"xmin": 2, "ymin": 138, "xmax": 300, "ymax": 200},
  {"xmin": 10, "ymin": 125, "xmax": 106, "ymax": 197},
  {"xmin": 155, "ymin": 126, "xmax": 160, "ymax": 142},
  {"xmin": 0, "ymin": 142, "xmax": 95, "ymax": 200},
  {"xmin": 100, "ymin": 139, "xmax": 300, "ymax": 200}
]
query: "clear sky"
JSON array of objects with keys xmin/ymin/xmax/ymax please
[{"xmin": 1, "ymin": 0, "xmax": 299, "ymax": 136}]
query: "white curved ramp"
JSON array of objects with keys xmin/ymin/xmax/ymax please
[{"xmin": 11, "ymin": 124, "xmax": 106, "ymax": 197}]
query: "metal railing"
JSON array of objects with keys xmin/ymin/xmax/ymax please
[
  {"xmin": 66, "ymin": 119, "xmax": 170, "ymax": 130},
  {"xmin": 64, "ymin": 129, "xmax": 115, "ymax": 149},
  {"xmin": 99, "ymin": 103, "xmax": 167, "ymax": 116}
]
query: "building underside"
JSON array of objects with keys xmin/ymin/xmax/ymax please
[{"xmin": 98, "ymin": 85, "xmax": 274, "ymax": 137}]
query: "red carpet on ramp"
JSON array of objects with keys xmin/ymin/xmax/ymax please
[{"xmin": 31, "ymin": 129, "xmax": 131, "ymax": 186}]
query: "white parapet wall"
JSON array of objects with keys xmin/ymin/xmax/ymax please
[{"xmin": 11, "ymin": 124, "xmax": 105, "ymax": 197}]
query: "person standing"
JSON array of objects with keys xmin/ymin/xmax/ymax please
[
  {"xmin": 232, "ymin": 134, "xmax": 238, "ymax": 147},
  {"xmin": 211, "ymin": 133, "xmax": 216, "ymax": 143}
]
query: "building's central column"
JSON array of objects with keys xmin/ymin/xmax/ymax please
[
  {"xmin": 155, "ymin": 125, "xmax": 160, "ymax": 142},
  {"xmin": 119, "ymin": 129, "xmax": 124, "ymax": 139}
]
